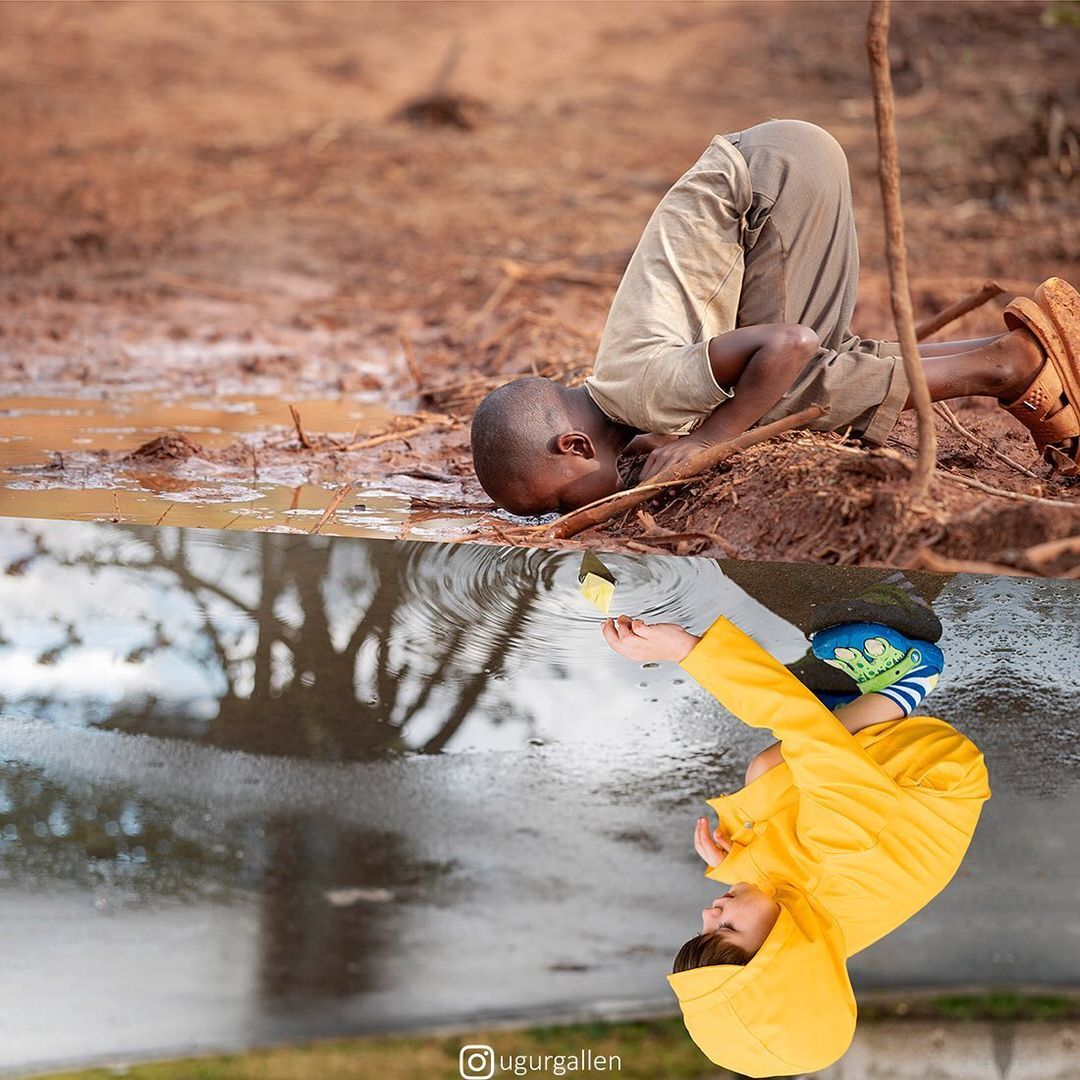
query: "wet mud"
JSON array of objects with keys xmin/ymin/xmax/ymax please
[{"xmin": 1, "ymin": 2, "xmax": 1077, "ymax": 570}]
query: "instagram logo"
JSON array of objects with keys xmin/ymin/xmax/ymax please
[{"xmin": 459, "ymin": 1043, "xmax": 495, "ymax": 1079}]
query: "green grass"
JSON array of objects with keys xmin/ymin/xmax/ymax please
[
  {"xmin": 34, "ymin": 1018, "xmax": 728, "ymax": 1080},
  {"xmin": 34, "ymin": 995, "xmax": 1080, "ymax": 1080},
  {"xmin": 927, "ymin": 992, "xmax": 1076, "ymax": 1023}
]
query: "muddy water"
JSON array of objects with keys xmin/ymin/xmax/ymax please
[
  {"xmin": 0, "ymin": 520, "xmax": 1078, "ymax": 1074},
  {"xmin": 0, "ymin": 393, "xmax": 477, "ymax": 540}
]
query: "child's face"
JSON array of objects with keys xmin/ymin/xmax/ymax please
[
  {"xmin": 548, "ymin": 452, "xmax": 623, "ymax": 512},
  {"xmin": 515, "ymin": 448, "xmax": 622, "ymax": 515},
  {"xmin": 700, "ymin": 882, "xmax": 781, "ymax": 955}
]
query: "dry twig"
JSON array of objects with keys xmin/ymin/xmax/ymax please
[
  {"xmin": 289, "ymin": 405, "xmax": 314, "ymax": 450},
  {"xmin": 1017, "ymin": 534, "xmax": 1080, "ymax": 568},
  {"xmin": 828, "ymin": 441, "xmax": 1077, "ymax": 508},
  {"xmin": 399, "ymin": 332, "xmax": 424, "ymax": 389},
  {"xmin": 337, "ymin": 414, "xmax": 454, "ymax": 451},
  {"xmin": 912, "ymin": 549, "xmax": 1038, "ymax": 577},
  {"xmin": 933, "ymin": 402, "xmax": 1041, "ymax": 479},
  {"xmin": 310, "ymin": 483, "xmax": 354, "ymax": 535},
  {"xmin": 915, "ymin": 280, "xmax": 1005, "ymax": 340}
]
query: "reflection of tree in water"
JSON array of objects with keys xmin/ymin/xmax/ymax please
[
  {"xmin": 0, "ymin": 763, "xmax": 231, "ymax": 894},
  {"xmin": 0, "ymin": 759, "xmax": 453, "ymax": 1004},
  {"xmin": 0, "ymin": 524, "xmax": 541, "ymax": 760},
  {"xmin": 256, "ymin": 813, "xmax": 460, "ymax": 1003},
  {"xmin": 0, "ymin": 521, "xmax": 528, "ymax": 1007}
]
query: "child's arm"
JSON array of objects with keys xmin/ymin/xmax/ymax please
[
  {"xmin": 679, "ymin": 616, "xmax": 899, "ymax": 854},
  {"xmin": 602, "ymin": 615, "xmax": 899, "ymax": 854},
  {"xmin": 640, "ymin": 323, "xmax": 819, "ymax": 481}
]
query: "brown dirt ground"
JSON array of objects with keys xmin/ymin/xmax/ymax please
[{"xmin": 1, "ymin": 0, "xmax": 1078, "ymax": 574}]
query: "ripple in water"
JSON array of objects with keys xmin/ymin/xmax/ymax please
[{"xmin": 392, "ymin": 542, "xmax": 725, "ymax": 670}]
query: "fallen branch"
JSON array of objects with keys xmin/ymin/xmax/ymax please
[
  {"xmin": 916, "ymin": 280, "xmax": 1005, "ymax": 340},
  {"xmin": 868, "ymin": 0, "xmax": 937, "ymax": 498},
  {"xmin": 310, "ymin": 483, "xmax": 354, "ymax": 535},
  {"xmin": 535, "ymin": 405, "xmax": 825, "ymax": 540}
]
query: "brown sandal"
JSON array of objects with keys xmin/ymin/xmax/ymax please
[{"xmin": 1002, "ymin": 277, "xmax": 1080, "ymax": 476}]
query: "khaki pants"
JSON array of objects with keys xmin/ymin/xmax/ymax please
[
  {"xmin": 585, "ymin": 120, "xmax": 909, "ymax": 443},
  {"xmin": 729, "ymin": 120, "xmax": 908, "ymax": 444}
]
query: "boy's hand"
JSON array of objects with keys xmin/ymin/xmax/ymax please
[
  {"xmin": 694, "ymin": 816, "xmax": 733, "ymax": 867},
  {"xmin": 640, "ymin": 434, "xmax": 713, "ymax": 482},
  {"xmin": 601, "ymin": 614, "xmax": 700, "ymax": 663}
]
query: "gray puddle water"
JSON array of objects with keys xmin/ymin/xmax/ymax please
[{"xmin": 0, "ymin": 519, "xmax": 1078, "ymax": 1073}]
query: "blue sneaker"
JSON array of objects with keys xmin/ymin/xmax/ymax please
[{"xmin": 811, "ymin": 622, "xmax": 944, "ymax": 695}]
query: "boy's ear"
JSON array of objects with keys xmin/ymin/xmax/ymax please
[{"xmin": 554, "ymin": 431, "xmax": 595, "ymax": 459}]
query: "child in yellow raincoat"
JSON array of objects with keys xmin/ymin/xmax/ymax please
[{"xmin": 602, "ymin": 612, "xmax": 990, "ymax": 1078}]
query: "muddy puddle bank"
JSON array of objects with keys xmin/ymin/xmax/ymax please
[
  {"xmin": 0, "ymin": 392, "xmax": 492, "ymax": 541},
  {"xmin": 1, "ymin": 0, "xmax": 1078, "ymax": 574},
  {"xmin": 0, "ymin": 518, "xmax": 1078, "ymax": 1073}
]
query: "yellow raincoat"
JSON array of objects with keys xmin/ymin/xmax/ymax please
[{"xmin": 668, "ymin": 616, "xmax": 990, "ymax": 1077}]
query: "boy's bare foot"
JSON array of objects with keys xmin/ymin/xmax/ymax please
[{"xmin": 996, "ymin": 328, "xmax": 1046, "ymax": 402}]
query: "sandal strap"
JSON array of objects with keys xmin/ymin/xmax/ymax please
[
  {"xmin": 1003, "ymin": 289, "xmax": 1080, "ymax": 471},
  {"xmin": 1004, "ymin": 359, "xmax": 1080, "ymax": 445},
  {"xmin": 1004, "ymin": 295, "xmax": 1060, "ymax": 345}
]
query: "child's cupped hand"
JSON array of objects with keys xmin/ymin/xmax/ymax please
[
  {"xmin": 694, "ymin": 816, "xmax": 733, "ymax": 867},
  {"xmin": 600, "ymin": 614, "xmax": 700, "ymax": 664}
]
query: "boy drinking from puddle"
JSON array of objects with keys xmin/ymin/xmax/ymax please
[
  {"xmin": 602, "ymin": 610, "xmax": 989, "ymax": 1077},
  {"xmin": 471, "ymin": 119, "xmax": 1080, "ymax": 516}
]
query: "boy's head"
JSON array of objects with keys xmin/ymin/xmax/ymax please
[
  {"xmin": 470, "ymin": 377, "xmax": 626, "ymax": 516},
  {"xmin": 672, "ymin": 883, "xmax": 781, "ymax": 973}
]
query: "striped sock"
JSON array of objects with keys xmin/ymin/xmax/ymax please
[{"xmin": 875, "ymin": 666, "xmax": 940, "ymax": 716}]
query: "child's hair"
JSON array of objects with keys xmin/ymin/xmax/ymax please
[
  {"xmin": 470, "ymin": 377, "xmax": 569, "ymax": 510},
  {"xmin": 672, "ymin": 931, "xmax": 754, "ymax": 973}
]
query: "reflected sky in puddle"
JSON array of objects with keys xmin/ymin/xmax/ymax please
[
  {"xmin": 0, "ymin": 520, "xmax": 807, "ymax": 756},
  {"xmin": 0, "ymin": 519, "xmax": 1079, "ymax": 1073}
]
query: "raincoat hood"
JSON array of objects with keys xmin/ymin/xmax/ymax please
[{"xmin": 667, "ymin": 886, "xmax": 855, "ymax": 1078}]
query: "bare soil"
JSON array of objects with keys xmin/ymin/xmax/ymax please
[{"xmin": 1, "ymin": 0, "xmax": 1078, "ymax": 572}]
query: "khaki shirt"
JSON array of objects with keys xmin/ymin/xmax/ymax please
[{"xmin": 584, "ymin": 135, "xmax": 751, "ymax": 435}]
